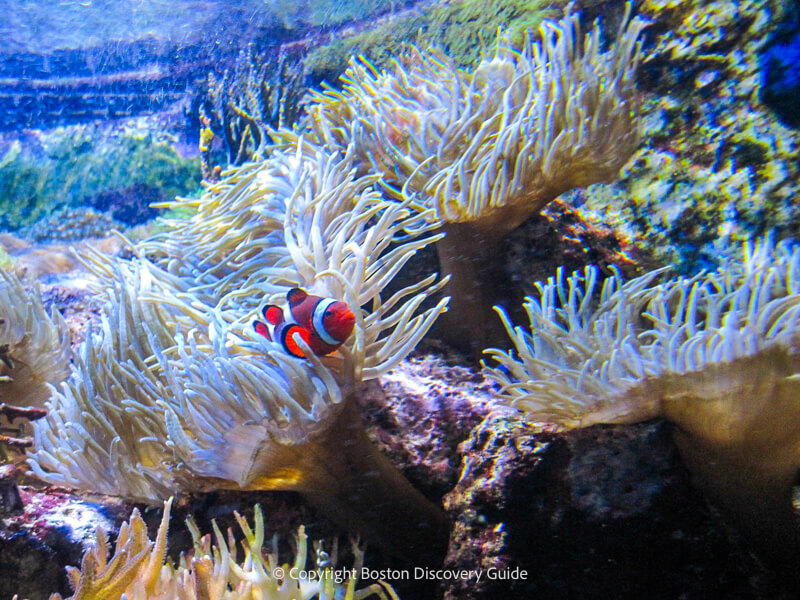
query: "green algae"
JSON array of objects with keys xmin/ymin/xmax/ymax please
[
  {"xmin": 307, "ymin": 0, "xmax": 564, "ymax": 83},
  {"xmin": 0, "ymin": 125, "xmax": 200, "ymax": 232}
]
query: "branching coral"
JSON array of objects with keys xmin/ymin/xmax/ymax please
[
  {"xmin": 485, "ymin": 235, "xmax": 800, "ymax": 569},
  {"xmin": 199, "ymin": 44, "xmax": 307, "ymax": 166},
  {"xmin": 299, "ymin": 5, "xmax": 646, "ymax": 354},
  {"xmin": 19, "ymin": 498, "xmax": 398, "ymax": 600},
  {"xmin": 29, "ymin": 138, "xmax": 450, "ymax": 559}
]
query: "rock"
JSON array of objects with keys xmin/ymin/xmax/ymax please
[
  {"xmin": 442, "ymin": 417, "xmax": 792, "ymax": 600},
  {"xmin": 0, "ymin": 485, "xmax": 132, "ymax": 600},
  {"xmin": 358, "ymin": 353, "xmax": 494, "ymax": 498},
  {"xmin": 759, "ymin": 6, "xmax": 800, "ymax": 128}
]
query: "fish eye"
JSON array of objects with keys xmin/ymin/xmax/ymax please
[{"xmin": 324, "ymin": 310, "xmax": 333, "ymax": 317}]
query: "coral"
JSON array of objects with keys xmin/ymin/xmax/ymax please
[
  {"xmin": 271, "ymin": 0, "xmax": 398, "ymax": 30},
  {"xmin": 484, "ymin": 236, "xmax": 800, "ymax": 571},
  {"xmin": 197, "ymin": 44, "xmax": 307, "ymax": 166},
  {"xmin": 301, "ymin": 6, "xmax": 645, "ymax": 355},
  {"xmin": 0, "ymin": 122, "xmax": 200, "ymax": 232},
  {"xmin": 16, "ymin": 498, "xmax": 398, "ymax": 600},
  {"xmin": 306, "ymin": 0, "xmax": 564, "ymax": 84},
  {"xmin": 441, "ymin": 417, "xmax": 785, "ymax": 600},
  {"xmin": 419, "ymin": 0, "xmax": 562, "ymax": 68},
  {"xmin": 306, "ymin": 14, "xmax": 427, "ymax": 86},
  {"xmin": 357, "ymin": 353, "xmax": 494, "ymax": 498},
  {"xmin": 23, "ymin": 206, "xmax": 122, "ymax": 242},
  {"xmin": 28, "ymin": 138, "xmax": 450, "ymax": 559},
  {"xmin": 89, "ymin": 182, "xmax": 162, "ymax": 226},
  {"xmin": 575, "ymin": 0, "xmax": 800, "ymax": 273}
]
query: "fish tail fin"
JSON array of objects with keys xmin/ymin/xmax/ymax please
[
  {"xmin": 253, "ymin": 320, "xmax": 273, "ymax": 341},
  {"xmin": 282, "ymin": 324, "xmax": 311, "ymax": 358}
]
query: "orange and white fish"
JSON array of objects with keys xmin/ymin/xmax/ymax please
[{"xmin": 253, "ymin": 288, "xmax": 355, "ymax": 358}]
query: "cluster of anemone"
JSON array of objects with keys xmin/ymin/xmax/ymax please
[
  {"xmin": 25, "ymin": 4, "xmax": 647, "ymax": 565},
  {"xmin": 485, "ymin": 235, "xmax": 800, "ymax": 565},
  {"xmin": 22, "ymin": 498, "xmax": 397, "ymax": 600}
]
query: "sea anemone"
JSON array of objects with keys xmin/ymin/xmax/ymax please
[
  {"xmin": 301, "ymin": 5, "xmax": 647, "ymax": 354},
  {"xmin": 0, "ymin": 269, "xmax": 71, "ymax": 410},
  {"xmin": 484, "ymin": 236, "xmax": 800, "ymax": 570},
  {"xmin": 28, "ymin": 139, "xmax": 449, "ymax": 559}
]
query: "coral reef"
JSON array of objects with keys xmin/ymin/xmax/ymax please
[
  {"xmin": 23, "ymin": 206, "xmax": 123, "ymax": 243},
  {"xmin": 0, "ymin": 487, "xmax": 133, "ymax": 600},
  {"xmin": 89, "ymin": 183, "xmax": 162, "ymax": 226},
  {"xmin": 271, "ymin": 0, "xmax": 400, "ymax": 31},
  {"xmin": 13, "ymin": 497, "xmax": 398, "ymax": 600},
  {"xmin": 306, "ymin": 0, "xmax": 564, "ymax": 84},
  {"xmin": 442, "ymin": 417, "xmax": 787, "ymax": 600},
  {"xmin": 300, "ymin": 6, "xmax": 645, "ymax": 355},
  {"xmin": 485, "ymin": 236, "xmax": 800, "ymax": 573},
  {"xmin": 357, "ymin": 353, "xmax": 495, "ymax": 499}
]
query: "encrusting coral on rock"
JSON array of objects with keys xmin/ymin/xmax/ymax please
[
  {"xmin": 28, "ymin": 138, "xmax": 450, "ymax": 561},
  {"xmin": 299, "ymin": 5, "xmax": 647, "ymax": 354},
  {"xmin": 14, "ymin": 497, "xmax": 398, "ymax": 600},
  {"xmin": 484, "ymin": 235, "xmax": 800, "ymax": 573}
]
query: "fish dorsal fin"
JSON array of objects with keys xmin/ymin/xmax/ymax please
[
  {"xmin": 287, "ymin": 288, "xmax": 308, "ymax": 308},
  {"xmin": 263, "ymin": 305, "xmax": 284, "ymax": 325}
]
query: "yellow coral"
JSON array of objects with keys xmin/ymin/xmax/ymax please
[{"xmin": 18, "ymin": 498, "xmax": 398, "ymax": 600}]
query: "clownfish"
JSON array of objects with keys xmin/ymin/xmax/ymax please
[{"xmin": 253, "ymin": 288, "xmax": 355, "ymax": 358}]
